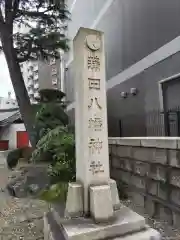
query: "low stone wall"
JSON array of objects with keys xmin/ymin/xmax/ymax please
[{"xmin": 109, "ymin": 137, "xmax": 180, "ymax": 227}]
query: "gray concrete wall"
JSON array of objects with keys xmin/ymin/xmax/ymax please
[
  {"xmin": 67, "ymin": 51, "xmax": 180, "ymax": 137},
  {"xmin": 107, "ymin": 51, "xmax": 180, "ymax": 137},
  {"xmin": 65, "ymin": 0, "xmax": 180, "ymax": 103},
  {"xmin": 107, "ymin": 72, "xmax": 147, "ymax": 137},
  {"xmin": 109, "ymin": 137, "xmax": 180, "ymax": 228}
]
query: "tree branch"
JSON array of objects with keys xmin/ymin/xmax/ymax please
[
  {"xmin": 5, "ymin": 0, "xmax": 13, "ymax": 21},
  {"xmin": 17, "ymin": 9, "xmax": 53, "ymax": 18},
  {"xmin": 0, "ymin": 5, "xmax": 4, "ymax": 24},
  {"xmin": 16, "ymin": 39, "xmax": 33, "ymax": 63},
  {"xmin": 18, "ymin": 54, "xmax": 30, "ymax": 63},
  {"xmin": 12, "ymin": 0, "xmax": 20, "ymax": 18}
]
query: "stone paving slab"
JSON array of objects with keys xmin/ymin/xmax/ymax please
[
  {"xmin": 48, "ymin": 205, "xmax": 147, "ymax": 240},
  {"xmin": 0, "ymin": 219, "xmax": 44, "ymax": 239},
  {"xmin": 122, "ymin": 200, "xmax": 180, "ymax": 240},
  {"xmin": 0, "ymin": 195, "xmax": 49, "ymax": 240},
  {"xmin": 0, "ymin": 197, "xmax": 48, "ymax": 228},
  {"xmin": 0, "ymin": 162, "xmax": 49, "ymax": 240}
]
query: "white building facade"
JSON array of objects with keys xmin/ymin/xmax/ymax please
[
  {"xmin": 21, "ymin": 57, "xmax": 62, "ymax": 103},
  {"xmin": 0, "ymin": 92, "xmax": 18, "ymax": 109}
]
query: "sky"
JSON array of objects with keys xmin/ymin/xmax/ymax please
[
  {"xmin": 0, "ymin": 53, "xmax": 15, "ymax": 99},
  {"xmin": 0, "ymin": 23, "xmax": 33, "ymax": 100}
]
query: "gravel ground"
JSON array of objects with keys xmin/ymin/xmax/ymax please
[
  {"xmin": 0, "ymin": 195, "xmax": 49, "ymax": 240},
  {"xmin": 122, "ymin": 199, "xmax": 180, "ymax": 240},
  {"xmin": 0, "ymin": 164, "xmax": 49, "ymax": 240},
  {"xmin": 1, "ymin": 165, "xmax": 180, "ymax": 239}
]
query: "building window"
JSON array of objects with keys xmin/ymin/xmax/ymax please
[
  {"xmin": 51, "ymin": 66, "xmax": 57, "ymax": 76},
  {"xmin": 50, "ymin": 58, "xmax": 56, "ymax": 65},
  {"xmin": 52, "ymin": 76, "xmax": 58, "ymax": 85},
  {"xmin": 29, "ymin": 66, "xmax": 33, "ymax": 71}
]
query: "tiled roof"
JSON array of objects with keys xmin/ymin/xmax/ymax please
[{"xmin": 0, "ymin": 108, "xmax": 21, "ymax": 126}]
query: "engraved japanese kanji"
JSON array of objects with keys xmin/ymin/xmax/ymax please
[
  {"xmin": 89, "ymin": 78, "xmax": 100, "ymax": 90},
  {"xmin": 88, "ymin": 117, "xmax": 103, "ymax": 131},
  {"xmin": 88, "ymin": 97, "xmax": 102, "ymax": 110},
  {"xmin": 87, "ymin": 55, "xmax": 100, "ymax": 71},
  {"xmin": 89, "ymin": 138, "xmax": 103, "ymax": 154},
  {"xmin": 89, "ymin": 161, "xmax": 104, "ymax": 175}
]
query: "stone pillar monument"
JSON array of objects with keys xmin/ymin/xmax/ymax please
[
  {"xmin": 74, "ymin": 27, "xmax": 113, "ymax": 216},
  {"xmin": 44, "ymin": 28, "xmax": 161, "ymax": 240}
]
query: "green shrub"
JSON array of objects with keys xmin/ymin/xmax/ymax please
[
  {"xmin": 38, "ymin": 182, "xmax": 68, "ymax": 203},
  {"xmin": 21, "ymin": 147, "xmax": 33, "ymax": 161},
  {"xmin": 39, "ymin": 89, "xmax": 66, "ymax": 103},
  {"xmin": 31, "ymin": 89, "xmax": 75, "ymax": 203},
  {"xmin": 31, "ymin": 126, "xmax": 75, "ymax": 180},
  {"xmin": 31, "ymin": 126, "xmax": 75, "ymax": 202},
  {"xmin": 33, "ymin": 89, "xmax": 69, "ymax": 144},
  {"xmin": 7, "ymin": 148, "xmax": 22, "ymax": 169},
  {"xmin": 7, "ymin": 146, "xmax": 34, "ymax": 169}
]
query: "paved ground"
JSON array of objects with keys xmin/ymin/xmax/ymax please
[
  {"xmin": 0, "ymin": 164, "xmax": 9, "ymax": 190},
  {"xmin": 122, "ymin": 199, "xmax": 180, "ymax": 240},
  {"xmin": 0, "ymin": 165, "xmax": 49, "ymax": 240},
  {"xmin": 1, "ymin": 164, "xmax": 180, "ymax": 240},
  {"xmin": 0, "ymin": 196, "xmax": 48, "ymax": 240}
]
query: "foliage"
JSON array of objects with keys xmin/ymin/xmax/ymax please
[
  {"xmin": 34, "ymin": 103, "xmax": 69, "ymax": 140},
  {"xmin": 31, "ymin": 88, "xmax": 75, "ymax": 203},
  {"xmin": 7, "ymin": 146, "xmax": 33, "ymax": 169},
  {"xmin": 31, "ymin": 126, "xmax": 75, "ymax": 179},
  {"xmin": 21, "ymin": 146, "xmax": 33, "ymax": 160},
  {"xmin": 0, "ymin": 1, "xmax": 70, "ymax": 148},
  {"xmin": 31, "ymin": 125, "xmax": 75, "ymax": 202},
  {"xmin": 0, "ymin": 0, "xmax": 69, "ymax": 62},
  {"xmin": 39, "ymin": 89, "xmax": 66, "ymax": 102},
  {"xmin": 38, "ymin": 182, "xmax": 68, "ymax": 203},
  {"xmin": 34, "ymin": 89, "xmax": 69, "ymax": 143},
  {"xmin": 7, "ymin": 148, "xmax": 23, "ymax": 169}
]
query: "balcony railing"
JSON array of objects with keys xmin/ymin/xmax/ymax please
[
  {"xmin": 50, "ymin": 58, "xmax": 56, "ymax": 65},
  {"xmin": 52, "ymin": 76, "xmax": 58, "ymax": 85},
  {"xmin": 28, "ymin": 73, "xmax": 34, "ymax": 79},
  {"xmin": 34, "ymin": 92, "xmax": 40, "ymax": 99},
  {"xmin": 34, "ymin": 65, "xmax": 38, "ymax": 71},
  {"xmin": 34, "ymin": 74, "xmax": 38, "ymax": 81},
  {"xmin": 51, "ymin": 67, "xmax": 57, "ymax": 75},
  {"xmin": 34, "ymin": 83, "xmax": 39, "ymax": 90},
  {"xmin": 28, "ymin": 89, "xmax": 34, "ymax": 95},
  {"xmin": 27, "ymin": 79, "xmax": 33, "ymax": 87}
]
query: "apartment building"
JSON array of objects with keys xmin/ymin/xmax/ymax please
[
  {"xmin": 21, "ymin": 57, "xmax": 62, "ymax": 103},
  {"xmin": 21, "ymin": 61, "xmax": 38, "ymax": 103},
  {"xmin": 0, "ymin": 92, "xmax": 18, "ymax": 109},
  {"xmin": 65, "ymin": 0, "xmax": 180, "ymax": 137}
]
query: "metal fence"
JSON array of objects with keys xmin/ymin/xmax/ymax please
[{"xmin": 119, "ymin": 108, "xmax": 180, "ymax": 137}]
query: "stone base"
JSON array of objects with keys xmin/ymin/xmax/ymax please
[
  {"xmin": 44, "ymin": 205, "xmax": 160, "ymax": 240},
  {"xmin": 65, "ymin": 183, "xmax": 83, "ymax": 218},
  {"xmin": 90, "ymin": 185, "xmax": 114, "ymax": 222},
  {"xmin": 65, "ymin": 179, "xmax": 121, "ymax": 221},
  {"xmin": 109, "ymin": 179, "xmax": 121, "ymax": 210},
  {"xmin": 116, "ymin": 228, "xmax": 160, "ymax": 240}
]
